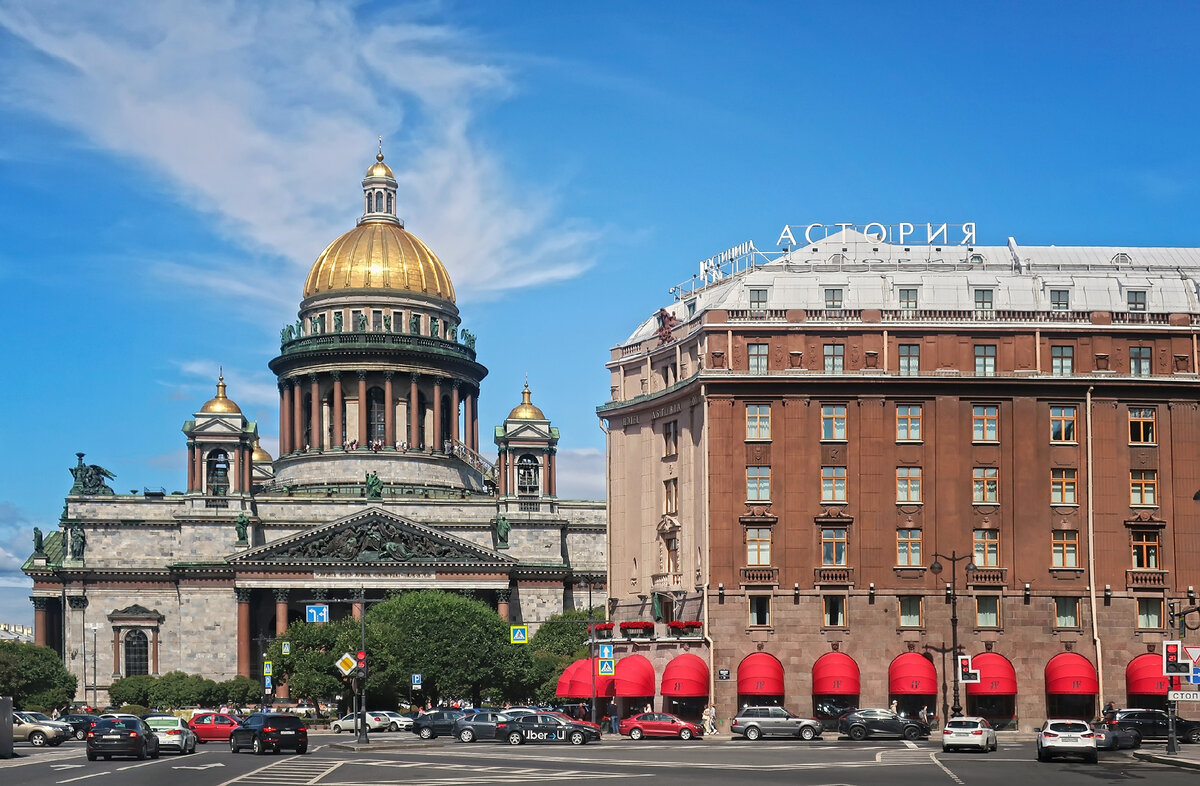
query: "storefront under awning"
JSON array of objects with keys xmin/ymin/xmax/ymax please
[
  {"xmin": 888, "ymin": 652, "xmax": 937, "ymax": 695},
  {"xmin": 1045, "ymin": 652, "xmax": 1099, "ymax": 695},
  {"xmin": 812, "ymin": 652, "xmax": 860, "ymax": 695},
  {"xmin": 738, "ymin": 652, "xmax": 785, "ymax": 696},
  {"xmin": 661, "ymin": 653, "xmax": 709, "ymax": 697}
]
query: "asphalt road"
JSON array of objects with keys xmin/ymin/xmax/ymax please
[{"xmin": 3, "ymin": 731, "xmax": 1196, "ymax": 786}]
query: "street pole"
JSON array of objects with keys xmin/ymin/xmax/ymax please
[
  {"xmin": 357, "ymin": 598, "xmax": 368, "ymax": 746},
  {"xmin": 587, "ymin": 578, "xmax": 597, "ymax": 727},
  {"xmin": 89, "ymin": 624, "xmax": 98, "ymax": 710},
  {"xmin": 930, "ymin": 551, "xmax": 975, "ymax": 718}
]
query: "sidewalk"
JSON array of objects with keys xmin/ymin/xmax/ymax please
[{"xmin": 1133, "ymin": 746, "xmax": 1200, "ymax": 770}]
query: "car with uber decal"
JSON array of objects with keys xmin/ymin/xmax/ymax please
[{"xmin": 505, "ymin": 712, "xmax": 601, "ymax": 746}]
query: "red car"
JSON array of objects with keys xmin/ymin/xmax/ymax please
[
  {"xmin": 189, "ymin": 713, "xmax": 242, "ymax": 742},
  {"xmin": 619, "ymin": 712, "xmax": 703, "ymax": 740}
]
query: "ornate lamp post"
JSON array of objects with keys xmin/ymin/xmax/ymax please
[
  {"xmin": 576, "ymin": 576, "xmax": 598, "ymax": 726},
  {"xmin": 929, "ymin": 551, "xmax": 976, "ymax": 718}
]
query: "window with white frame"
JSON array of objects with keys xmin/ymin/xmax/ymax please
[
  {"xmin": 748, "ymin": 343, "xmax": 769, "ymax": 374},
  {"xmin": 1050, "ymin": 289, "xmax": 1070, "ymax": 311},
  {"xmin": 898, "ymin": 597, "xmax": 922, "ymax": 627},
  {"xmin": 975, "ymin": 595, "xmax": 1000, "ymax": 628},
  {"xmin": 1054, "ymin": 597, "xmax": 1079, "ymax": 628},
  {"xmin": 898, "ymin": 344, "xmax": 920, "ymax": 376},
  {"xmin": 1137, "ymin": 597, "xmax": 1163, "ymax": 629}
]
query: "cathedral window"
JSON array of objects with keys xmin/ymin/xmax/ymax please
[
  {"xmin": 517, "ymin": 454, "xmax": 540, "ymax": 495},
  {"xmin": 387, "ymin": 193, "xmax": 393, "ymax": 214},
  {"xmin": 124, "ymin": 629, "xmax": 149, "ymax": 676},
  {"xmin": 367, "ymin": 387, "xmax": 387, "ymax": 443},
  {"xmin": 375, "ymin": 191, "xmax": 383, "ymax": 212},
  {"xmin": 206, "ymin": 450, "xmax": 229, "ymax": 496}
]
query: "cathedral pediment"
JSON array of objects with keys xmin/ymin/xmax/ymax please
[
  {"xmin": 503, "ymin": 422, "xmax": 552, "ymax": 440},
  {"xmin": 229, "ymin": 507, "xmax": 516, "ymax": 567},
  {"xmin": 186, "ymin": 417, "xmax": 248, "ymax": 437}
]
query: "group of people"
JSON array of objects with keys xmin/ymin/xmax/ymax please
[{"xmin": 889, "ymin": 699, "xmax": 933, "ymax": 725}]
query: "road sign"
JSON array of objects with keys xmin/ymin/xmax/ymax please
[
  {"xmin": 1192, "ymin": 667, "xmax": 1200, "ymax": 685},
  {"xmin": 1169, "ymin": 690, "xmax": 1200, "ymax": 701},
  {"xmin": 263, "ymin": 676, "xmax": 273, "ymax": 690},
  {"xmin": 411, "ymin": 673, "xmax": 422, "ymax": 688},
  {"xmin": 336, "ymin": 652, "xmax": 356, "ymax": 676},
  {"xmin": 263, "ymin": 660, "xmax": 273, "ymax": 677},
  {"xmin": 510, "ymin": 625, "xmax": 528, "ymax": 644},
  {"xmin": 306, "ymin": 604, "xmax": 329, "ymax": 623},
  {"xmin": 598, "ymin": 643, "xmax": 614, "ymax": 659},
  {"xmin": 281, "ymin": 642, "xmax": 291, "ymax": 655},
  {"xmin": 1184, "ymin": 645, "xmax": 1200, "ymax": 664},
  {"xmin": 1165, "ymin": 641, "xmax": 1189, "ymax": 675},
  {"xmin": 597, "ymin": 658, "xmax": 614, "ymax": 676},
  {"xmin": 718, "ymin": 669, "xmax": 731, "ymax": 681}
]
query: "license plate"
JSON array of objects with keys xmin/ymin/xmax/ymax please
[
  {"xmin": 1061, "ymin": 735, "xmax": 1077, "ymax": 741},
  {"xmin": 280, "ymin": 730, "xmax": 294, "ymax": 735},
  {"xmin": 104, "ymin": 735, "xmax": 121, "ymax": 739}
]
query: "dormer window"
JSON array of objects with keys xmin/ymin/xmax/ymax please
[
  {"xmin": 1050, "ymin": 289, "xmax": 1070, "ymax": 311},
  {"xmin": 1127, "ymin": 290, "xmax": 1147, "ymax": 311},
  {"xmin": 825, "ymin": 288, "xmax": 843, "ymax": 309}
]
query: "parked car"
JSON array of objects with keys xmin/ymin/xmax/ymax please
[
  {"xmin": 144, "ymin": 715, "xmax": 198, "ymax": 754},
  {"xmin": 1037, "ymin": 718, "xmax": 1097, "ymax": 763},
  {"xmin": 380, "ymin": 711, "xmax": 413, "ymax": 732},
  {"xmin": 412, "ymin": 709, "xmax": 467, "ymax": 739},
  {"xmin": 731, "ymin": 706, "xmax": 823, "ymax": 741},
  {"xmin": 941, "ymin": 716, "xmax": 997, "ymax": 752},
  {"xmin": 86, "ymin": 718, "xmax": 160, "ymax": 760},
  {"xmin": 61, "ymin": 713, "xmax": 102, "ymax": 741},
  {"xmin": 1110, "ymin": 708, "xmax": 1200, "ymax": 744},
  {"xmin": 13, "ymin": 711, "xmax": 71, "ymax": 746},
  {"xmin": 331, "ymin": 712, "xmax": 390, "ymax": 733},
  {"xmin": 229, "ymin": 712, "xmax": 308, "ymax": 755},
  {"xmin": 544, "ymin": 711, "xmax": 602, "ymax": 732},
  {"xmin": 505, "ymin": 713, "xmax": 600, "ymax": 746},
  {"xmin": 1090, "ymin": 720, "xmax": 1139, "ymax": 751},
  {"xmin": 189, "ymin": 712, "xmax": 243, "ymax": 742},
  {"xmin": 452, "ymin": 710, "xmax": 511, "ymax": 742},
  {"xmin": 839, "ymin": 708, "xmax": 930, "ymax": 741},
  {"xmin": 619, "ymin": 712, "xmax": 704, "ymax": 740}
]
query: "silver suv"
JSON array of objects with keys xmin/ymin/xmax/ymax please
[{"xmin": 730, "ymin": 706, "xmax": 822, "ymax": 740}]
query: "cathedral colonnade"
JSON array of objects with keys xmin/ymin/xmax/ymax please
[{"xmin": 185, "ymin": 442, "xmax": 253, "ymax": 494}]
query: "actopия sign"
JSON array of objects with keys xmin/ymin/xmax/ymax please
[{"xmin": 777, "ymin": 222, "xmax": 978, "ymax": 247}]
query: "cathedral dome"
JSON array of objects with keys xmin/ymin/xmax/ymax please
[
  {"xmin": 200, "ymin": 376, "xmax": 242, "ymax": 414},
  {"xmin": 302, "ymin": 221, "xmax": 455, "ymax": 301},
  {"xmin": 365, "ymin": 152, "xmax": 394, "ymax": 179},
  {"xmin": 508, "ymin": 383, "xmax": 545, "ymax": 420},
  {"xmin": 251, "ymin": 438, "xmax": 273, "ymax": 463}
]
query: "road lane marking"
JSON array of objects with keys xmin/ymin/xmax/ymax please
[
  {"xmin": 930, "ymin": 752, "xmax": 965, "ymax": 785},
  {"xmin": 57, "ymin": 772, "xmax": 110, "ymax": 784}
]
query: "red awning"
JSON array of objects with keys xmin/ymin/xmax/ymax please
[
  {"xmin": 562, "ymin": 658, "xmax": 615, "ymax": 698},
  {"xmin": 556, "ymin": 660, "xmax": 583, "ymax": 698},
  {"xmin": 1045, "ymin": 652, "xmax": 1099, "ymax": 696},
  {"xmin": 615, "ymin": 653, "xmax": 656, "ymax": 698},
  {"xmin": 966, "ymin": 652, "xmax": 1017, "ymax": 696},
  {"xmin": 661, "ymin": 653, "xmax": 709, "ymax": 697},
  {"xmin": 738, "ymin": 652, "xmax": 785, "ymax": 696},
  {"xmin": 812, "ymin": 652, "xmax": 860, "ymax": 695},
  {"xmin": 1126, "ymin": 653, "xmax": 1169, "ymax": 696},
  {"xmin": 888, "ymin": 653, "xmax": 937, "ymax": 695}
]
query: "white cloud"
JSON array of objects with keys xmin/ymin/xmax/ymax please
[
  {"xmin": 555, "ymin": 446, "xmax": 606, "ymax": 501},
  {"xmin": 0, "ymin": 0, "xmax": 594, "ymax": 309}
]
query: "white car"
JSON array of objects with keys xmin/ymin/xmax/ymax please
[
  {"xmin": 1037, "ymin": 719, "xmax": 1097, "ymax": 763},
  {"xmin": 144, "ymin": 715, "xmax": 198, "ymax": 754},
  {"xmin": 331, "ymin": 712, "xmax": 390, "ymax": 732},
  {"xmin": 941, "ymin": 716, "xmax": 997, "ymax": 752},
  {"xmin": 380, "ymin": 711, "xmax": 413, "ymax": 732}
]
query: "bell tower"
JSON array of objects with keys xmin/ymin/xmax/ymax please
[
  {"xmin": 495, "ymin": 382, "xmax": 558, "ymax": 510},
  {"xmin": 182, "ymin": 375, "xmax": 258, "ymax": 495}
]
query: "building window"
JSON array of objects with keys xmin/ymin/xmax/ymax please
[
  {"xmin": 1128, "ymin": 290, "xmax": 1147, "ymax": 311},
  {"xmin": 897, "ymin": 528, "xmax": 922, "ymax": 566},
  {"xmin": 896, "ymin": 404, "xmax": 922, "ymax": 441},
  {"xmin": 1054, "ymin": 597, "xmax": 1079, "ymax": 628},
  {"xmin": 824, "ymin": 344, "xmax": 845, "ymax": 373},
  {"xmin": 972, "ymin": 405, "xmax": 998, "ymax": 441},
  {"xmin": 975, "ymin": 595, "xmax": 1000, "ymax": 628},
  {"xmin": 351, "ymin": 309, "xmax": 363, "ymax": 331},
  {"xmin": 825, "ymin": 288, "xmax": 843, "ymax": 309},
  {"xmin": 973, "ymin": 529, "xmax": 999, "ymax": 567},
  {"xmin": 821, "ymin": 404, "xmax": 847, "ymax": 440},
  {"xmin": 1052, "ymin": 530, "xmax": 1079, "ymax": 568},
  {"xmin": 124, "ymin": 629, "xmax": 149, "ymax": 676},
  {"xmin": 748, "ymin": 343, "xmax": 769, "ymax": 374},
  {"xmin": 1132, "ymin": 530, "xmax": 1160, "ymax": 568},
  {"xmin": 1137, "ymin": 597, "xmax": 1163, "ymax": 629},
  {"xmin": 899, "ymin": 288, "xmax": 918, "ymax": 310},
  {"xmin": 821, "ymin": 466, "xmax": 847, "ymax": 502},
  {"xmin": 747, "ymin": 466, "xmax": 771, "ymax": 502},
  {"xmin": 663, "ymin": 534, "xmax": 680, "ymax": 573},
  {"xmin": 896, "ymin": 467, "xmax": 922, "ymax": 503},
  {"xmin": 1050, "ymin": 405, "xmax": 1077, "ymax": 442},
  {"xmin": 749, "ymin": 288, "xmax": 768, "ymax": 310},
  {"xmin": 746, "ymin": 405, "xmax": 771, "ymax": 440},
  {"xmin": 1050, "ymin": 345, "xmax": 1073, "ymax": 375},
  {"xmin": 663, "ymin": 420, "xmax": 678, "ymax": 457},
  {"xmin": 1130, "ymin": 470, "xmax": 1157, "ymax": 506},
  {"xmin": 746, "ymin": 527, "xmax": 771, "ymax": 566},
  {"xmin": 822, "ymin": 528, "xmax": 847, "ymax": 566},
  {"xmin": 1130, "ymin": 346, "xmax": 1151, "ymax": 376},
  {"xmin": 367, "ymin": 386, "xmax": 387, "ymax": 443},
  {"xmin": 1051, "ymin": 469, "xmax": 1078, "ymax": 505},
  {"xmin": 974, "ymin": 345, "xmax": 997, "ymax": 376},
  {"xmin": 749, "ymin": 596, "xmax": 771, "ymax": 627},
  {"xmin": 371, "ymin": 310, "xmax": 383, "ymax": 331},
  {"xmin": 517, "ymin": 454, "xmax": 540, "ymax": 495},
  {"xmin": 898, "ymin": 597, "xmax": 922, "ymax": 627},
  {"xmin": 823, "ymin": 595, "xmax": 846, "ymax": 627},
  {"xmin": 1129, "ymin": 407, "xmax": 1156, "ymax": 444},
  {"xmin": 1050, "ymin": 289, "xmax": 1070, "ymax": 311},
  {"xmin": 663, "ymin": 478, "xmax": 678, "ymax": 515},
  {"xmin": 898, "ymin": 344, "xmax": 920, "ymax": 376},
  {"xmin": 974, "ymin": 289, "xmax": 994, "ymax": 315},
  {"xmin": 972, "ymin": 467, "xmax": 998, "ymax": 503}
]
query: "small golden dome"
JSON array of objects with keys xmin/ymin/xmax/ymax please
[
  {"xmin": 366, "ymin": 152, "xmax": 394, "ymax": 179},
  {"xmin": 200, "ymin": 375, "xmax": 242, "ymax": 414},
  {"xmin": 252, "ymin": 438, "xmax": 273, "ymax": 463},
  {"xmin": 508, "ymin": 383, "xmax": 545, "ymax": 420},
  {"xmin": 303, "ymin": 221, "xmax": 456, "ymax": 301}
]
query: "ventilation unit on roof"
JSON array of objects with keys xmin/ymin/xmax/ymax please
[
  {"xmin": 1112, "ymin": 252, "xmax": 1132, "ymax": 266},
  {"xmin": 970, "ymin": 254, "xmax": 985, "ymax": 264},
  {"xmin": 828, "ymin": 253, "xmax": 847, "ymax": 265}
]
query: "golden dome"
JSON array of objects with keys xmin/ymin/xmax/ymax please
[
  {"xmin": 303, "ymin": 221, "xmax": 456, "ymax": 301},
  {"xmin": 366, "ymin": 152, "xmax": 394, "ymax": 179},
  {"xmin": 252, "ymin": 438, "xmax": 273, "ymax": 463},
  {"xmin": 508, "ymin": 383, "xmax": 545, "ymax": 420},
  {"xmin": 200, "ymin": 375, "xmax": 242, "ymax": 414}
]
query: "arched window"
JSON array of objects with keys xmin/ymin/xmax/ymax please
[
  {"xmin": 517, "ymin": 454, "xmax": 540, "ymax": 495},
  {"xmin": 302, "ymin": 393, "xmax": 314, "ymax": 448},
  {"xmin": 365, "ymin": 195, "xmax": 371, "ymax": 214},
  {"xmin": 386, "ymin": 193, "xmax": 393, "ymax": 214},
  {"xmin": 367, "ymin": 387, "xmax": 387, "ymax": 442},
  {"xmin": 375, "ymin": 191, "xmax": 383, "ymax": 212},
  {"xmin": 206, "ymin": 450, "xmax": 229, "ymax": 496},
  {"xmin": 124, "ymin": 629, "xmax": 148, "ymax": 676}
]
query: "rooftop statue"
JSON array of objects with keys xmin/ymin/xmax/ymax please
[
  {"xmin": 655, "ymin": 308, "xmax": 681, "ymax": 345},
  {"xmin": 69, "ymin": 453, "xmax": 116, "ymax": 496}
]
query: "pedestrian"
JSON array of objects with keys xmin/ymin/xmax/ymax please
[
  {"xmin": 1103, "ymin": 700, "xmax": 1116, "ymax": 719},
  {"xmin": 643, "ymin": 702, "xmax": 652, "ymax": 713},
  {"xmin": 889, "ymin": 699, "xmax": 898, "ymax": 715},
  {"xmin": 919, "ymin": 705, "xmax": 930, "ymax": 724},
  {"xmin": 702, "ymin": 704, "xmax": 716, "ymax": 735},
  {"xmin": 606, "ymin": 700, "xmax": 618, "ymax": 734}
]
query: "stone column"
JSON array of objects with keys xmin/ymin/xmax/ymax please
[
  {"xmin": 451, "ymin": 381, "xmax": 461, "ymax": 444},
  {"xmin": 497, "ymin": 589, "xmax": 511, "ymax": 622},
  {"xmin": 357, "ymin": 371, "xmax": 368, "ymax": 447},
  {"xmin": 309, "ymin": 374, "xmax": 321, "ymax": 451},
  {"xmin": 472, "ymin": 395, "xmax": 480, "ymax": 451},
  {"xmin": 291, "ymin": 381, "xmax": 303, "ymax": 452},
  {"xmin": 31, "ymin": 597, "xmax": 48, "ymax": 646},
  {"xmin": 409, "ymin": 374, "xmax": 420, "ymax": 448},
  {"xmin": 463, "ymin": 393, "xmax": 474, "ymax": 452},
  {"xmin": 279, "ymin": 384, "xmax": 291, "ymax": 455},
  {"xmin": 186, "ymin": 441, "xmax": 195, "ymax": 491},
  {"xmin": 243, "ymin": 446, "xmax": 253, "ymax": 492},
  {"xmin": 193, "ymin": 445, "xmax": 203, "ymax": 493},
  {"xmin": 432, "ymin": 378, "xmax": 443, "ymax": 452},
  {"xmin": 236, "ymin": 588, "xmax": 252, "ymax": 679},
  {"xmin": 384, "ymin": 372, "xmax": 395, "ymax": 446},
  {"xmin": 151, "ymin": 628, "xmax": 160, "ymax": 676},
  {"xmin": 112, "ymin": 627, "xmax": 121, "ymax": 677},
  {"xmin": 332, "ymin": 371, "xmax": 344, "ymax": 448},
  {"xmin": 548, "ymin": 450, "xmax": 556, "ymax": 497},
  {"xmin": 497, "ymin": 451, "xmax": 507, "ymax": 495},
  {"xmin": 274, "ymin": 589, "xmax": 290, "ymax": 699}
]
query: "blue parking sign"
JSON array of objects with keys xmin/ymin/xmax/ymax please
[{"xmin": 412, "ymin": 673, "xmax": 422, "ymax": 687}]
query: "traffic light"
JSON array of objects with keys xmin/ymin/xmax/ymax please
[
  {"xmin": 957, "ymin": 655, "xmax": 980, "ymax": 684},
  {"xmin": 945, "ymin": 583, "xmax": 953, "ymax": 604},
  {"xmin": 356, "ymin": 650, "xmax": 368, "ymax": 679},
  {"xmin": 1169, "ymin": 602, "xmax": 1177, "ymax": 632},
  {"xmin": 1164, "ymin": 640, "xmax": 1189, "ymax": 676}
]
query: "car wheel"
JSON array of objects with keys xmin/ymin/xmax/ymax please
[
  {"xmin": 903, "ymin": 725, "xmax": 921, "ymax": 741},
  {"xmin": 332, "ymin": 725, "xmax": 341, "ymax": 733},
  {"xmin": 990, "ymin": 738, "xmax": 997, "ymax": 752},
  {"xmin": 569, "ymin": 731, "xmax": 586, "ymax": 746},
  {"xmin": 849, "ymin": 726, "xmax": 867, "ymax": 741},
  {"xmin": 296, "ymin": 744, "xmax": 307, "ymax": 755},
  {"xmin": 252, "ymin": 736, "xmax": 264, "ymax": 755},
  {"xmin": 151, "ymin": 745, "xmax": 159, "ymax": 760},
  {"xmin": 230, "ymin": 736, "xmax": 240, "ymax": 754},
  {"xmin": 459, "ymin": 729, "xmax": 475, "ymax": 743},
  {"xmin": 137, "ymin": 743, "xmax": 147, "ymax": 761},
  {"xmin": 389, "ymin": 722, "xmax": 398, "ymax": 732},
  {"xmin": 799, "ymin": 726, "xmax": 816, "ymax": 741},
  {"xmin": 29, "ymin": 731, "xmax": 47, "ymax": 747},
  {"xmin": 507, "ymin": 731, "xmax": 523, "ymax": 745},
  {"xmin": 1187, "ymin": 729, "xmax": 1200, "ymax": 744},
  {"xmin": 75, "ymin": 729, "xmax": 87, "ymax": 741},
  {"xmin": 679, "ymin": 728, "xmax": 693, "ymax": 741},
  {"xmin": 1086, "ymin": 752, "xmax": 1098, "ymax": 764},
  {"xmin": 630, "ymin": 728, "xmax": 643, "ymax": 741},
  {"xmin": 419, "ymin": 727, "xmax": 433, "ymax": 739},
  {"xmin": 1036, "ymin": 747, "xmax": 1048, "ymax": 762},
  {"xmin": 745, "ymin": 726, "xmax": 761, "ymax": 741},
  {"xmin": 87, "ymin": 751, "xmax": 97, "ymax": 761}
]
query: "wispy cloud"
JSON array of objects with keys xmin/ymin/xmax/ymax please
[
  {"xmin": 0, "ymin": 0, "xmax": 595, "ymax": 311},
  {"xmin": 556, "ymin": 447, "xmax": 606, "ymax": 501}
]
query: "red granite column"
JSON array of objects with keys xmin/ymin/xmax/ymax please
[
  {"xmin": 432, "ymin": 378, "xmax": 443, "ymax": 452},
  {"xmin": 352, "ymin": 601, "xmax": 363, "ymax": 620},
  {"xmin": 332, "ymin": 372, "xmax": 344, "ymax": 447},
  {"xmin": 309, "ymin": 374, "xmax": 321, "ymax": 451},
  {"xmin": 243, "ymin": 446, "xmax": 252, "ymax": 492},
  {"xmin": 409, "ymin": 374, "xmax": 420, "ymax": 448},
  {"xmin": 151, "ymin": 628, "xmax": 160, "ymax": 676},
  {"xmin": 32, "ymin": 597, "xmax": 47, "ymax": 646},
  {"xmin": 497, "ymin": 452, "xmax": 507, "ymax": 495},
  {"xmin": 497, "ymin": 589, "xmax": 511, "ymax": 622},
  {"xmin": 548, "ymin": 451, "xmax": 556, "ymax": 496},
  {"xmin": 357, "ymin": 371, "xmax": 368, "ymax": 447},
  {"xmin": 193, "ymin": 446, "xmax": 203, "ymax": 492},
  {"xmin": 186, "ymin": 442, "xmax": 195, "ymax": 491},
  {"xmin": 464, "ymin": 393, "xmax": 474, "ymax": 451},
  {"xmin": 112, "ymin": 628, "xmax": 121, "ymax": 676},
  {"xmin": 384, "ymin": 372, "xmax": 395, "ymax": 446},
  {"xmin": 451, "ymin": 382, "xmax": 461, "ymax": 444},
  {"xmin": 237, "ymin": 589, "xmax": 252, "ymax": 678},
  {"xmin": 472, "ymin": 395, "xmax": 480, "ymax": 451},
  {"xmin": 274, "ymin": 589, "xmax": 290, "ymax": 699},
  {"xmin": 278, "ymin": 384, "xmax": 289, "ymax": 455},
  {"xmin": 291, "ymin": 381, "xmax": 303, "ymax": 451}
]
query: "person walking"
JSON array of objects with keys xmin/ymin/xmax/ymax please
[
  {"xmin": 702, "ymin": 704, "xmax": 717, "ymax": 736},
  {"xmin": 606, "ymin": 700, "xmax": 619, "ymax": 735}
]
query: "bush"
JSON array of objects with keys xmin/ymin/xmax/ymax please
[{"xmin": 119, "ymin": 704, "xmax": 149, "ymax": 716}]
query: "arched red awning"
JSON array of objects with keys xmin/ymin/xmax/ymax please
[
  {"xmin": 1126, "ymin": 653, "xmax": 1169, "ymax": 696},
  {"xmin": 556, "ymin": 660, "xmax": 583, "ymax": 698},
  {"xmin": 1045, "ymin": 652, "xmax": 1099, "ymax": 696},
  {"xmin": 738, "ymin": 652, "xmax": 785, "ymax": 696},
  {"xmin": 661, "ymin": 653, "xmax": 709, "ymax": 697},
  {"xmin": 812, "ymin": 652, "xmax": 860, "ymax": 695},
  {"xmin": 966, "ymin": 652, "xmax": 1017, "ymax": 696},
  {"xmin": 888, "ymin": 653, "xmax": 937, "ymax": 695},
  {"xmin": 615, "ymin": 654, "xmax": 655, "ymax": 698},
  {"xmin": 564, "ymin": 658, "xmax": 615, "ymax": 699}
]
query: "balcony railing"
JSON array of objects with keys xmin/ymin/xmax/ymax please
[
  {"xmin": 1127, "ymin": 569, "xmax": 1168, "ymax": 588},
  {"xmin": 739, "ymin": 567, "xmax": 778, "ymax": 585},
  {"xmin": 814, "ymin": 567, "xmax": 854, "ymax": 585},
  {"xmin": 969, "ymin": 568, "xmax": 1007, "ymax": 586},
  {"xmin": 651, "ymin": 572, "xmax": 685, "ymax": 590}
]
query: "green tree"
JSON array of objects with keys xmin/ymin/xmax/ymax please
[
  {"xmin": 529, "ymin": 607, "xmax": 594, "ymax": 657},
  {"xmin": 0, "ymin": 642, "xmax": 78, "ymax": 710},
  {"xmin": 106, "ymin": 674, "xmax": 155, "ymax": 708},
  {"xmin": 217, "ymin": 676, "xmax": 263, "ymax": 707},
  {"xmin": 265, "ymin": 617, "xmax": 356, "ymax": 709}
]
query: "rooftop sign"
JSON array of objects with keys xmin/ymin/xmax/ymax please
[{"xmin": 777, "ymin": 222, "xmax": 977, "ymax": 247}]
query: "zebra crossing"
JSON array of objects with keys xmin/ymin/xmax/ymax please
[{"xmin": 224, "ymin": 756, "xmax": 629, "ymax": 786}]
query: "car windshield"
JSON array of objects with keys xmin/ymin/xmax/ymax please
[
  {"xmin": 1048, "ymin": 721, "xmax": 1089, "ymax": 733},
  {"xmin": 947, "ymin": 720, "xmax": 979, "ymax": 729},
  {"xmin": 26, "ymin": 712, "xmax": 52, "ymax": 721},
  {"xmin": 146, "ymin": 718, "xmax": 179, "ymax": 728}
]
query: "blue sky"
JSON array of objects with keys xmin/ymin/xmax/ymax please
[{"xmin": 1, "ymin": 1, "xmax": 1198, "ymax": 628}]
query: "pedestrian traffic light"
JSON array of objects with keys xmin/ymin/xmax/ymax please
[
  {"xmin": 957, "ymin": 655, "xmax": 980, "ymax": 684},
  {"xmin": 1164, "ymin": 640, "xmax": 1188, "ymax": 676},
  {"xmin": 356, "ymin": 650, "xmax": 368, "ymax": 679}
]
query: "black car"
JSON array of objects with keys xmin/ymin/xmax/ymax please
[
  {"xmin": 86, "ymin": 718, "xmax": 161, "ymax": 761},
  {"xmin": 838, "ymin": 708, "xmax": 930, "ymax": 741},
  {"xmin": 505, "ymin": 712, "xmax": 601, "ymax": 746},
  {"xmin": 453, "ymin": 710, "xmax": 511, "ymax": 743},
  {"xmin": 62, "ymin": 714, "xmax": 102, "ymax": 741},
  {"xmin": 1110, "ymin": 708, "xmax": 1200, "ymax": 744},
  {"xmin": 229, "ymin": 713, "xmax": 308, "ymax": 754},
  {"xmin": 412, "ymin": 709, "xmax": 466, "ymax": 739}
]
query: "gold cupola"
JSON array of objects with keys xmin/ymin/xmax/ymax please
[
  {"xmin": 199, "ymin": 374, "xmax": 242, "ymax": 414},
  {"xmin": 508, "ymin": 382, "xmax": 546, "ymax": 420},
  {"xmin": 251, "ymin": 437, "xmax": 273, "ymax": 463}
]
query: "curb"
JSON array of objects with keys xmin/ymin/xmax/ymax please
[{"xmin": 1132, "ymin": 751, "xmax": 1200, "ymax": 770}]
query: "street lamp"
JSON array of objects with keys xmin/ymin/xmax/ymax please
[
  {"xmin": 929, "ymin": 551, "xmax": 976, "ymax": 718},
  {"xmin": 88, "ymin": 623, "xmax": 99, "ymax": 710},
  {"xmin": 576, "ymin": 576, "xmax": 598, "ymax": 726}
]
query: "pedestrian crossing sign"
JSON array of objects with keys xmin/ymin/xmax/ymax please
[
  {"xmin": 598, "ymin": 658, "xmax": 615, "ymax": 676},
  {"xmin": 510, "ymin": 625, "xmax": 528, "ymax": 644}
]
